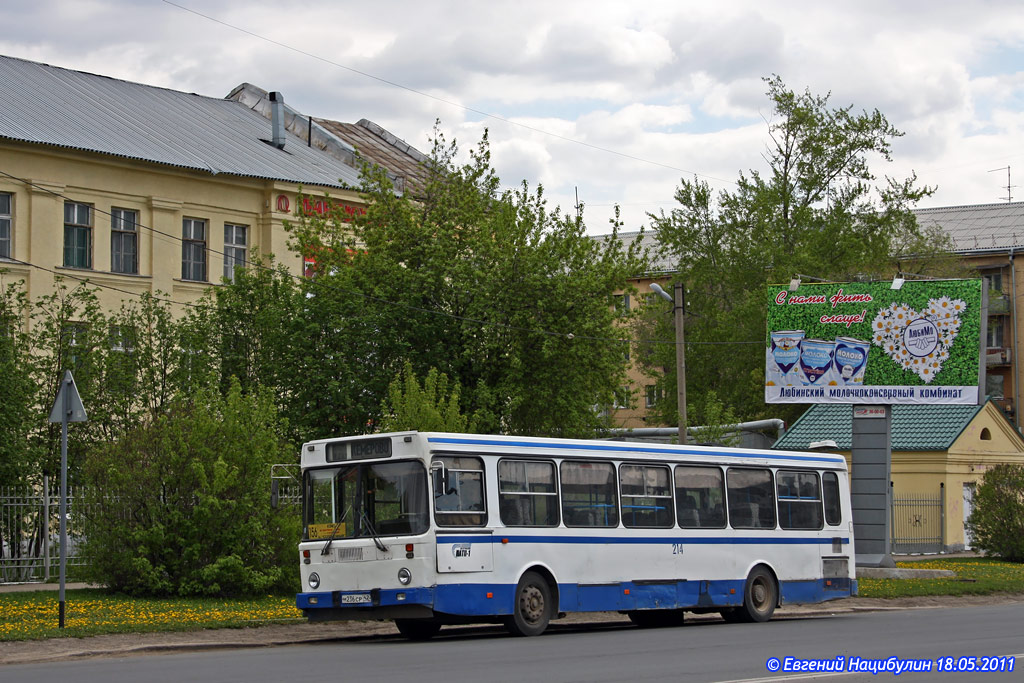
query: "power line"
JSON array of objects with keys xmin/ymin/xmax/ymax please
[
  {"xmin": 161, "ymin": 0, "xmax": 735, "ymax": 186},
  {"xmin": 2, "ymin": 169, "xmax": 767, "ymax": 348}
]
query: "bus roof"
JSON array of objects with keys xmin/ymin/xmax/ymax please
[{"xmin": 301, "ymin": 431, "xmax": 848, "ymax": 470}]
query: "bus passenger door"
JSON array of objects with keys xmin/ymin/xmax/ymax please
[{"xmin": 436, "ymin": 531, "xmax": 494, "ymax": 573}]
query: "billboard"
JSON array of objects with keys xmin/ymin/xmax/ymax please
[{"xmin": 765, "ymin": 279, "xmax": 983, "ymax": 404}]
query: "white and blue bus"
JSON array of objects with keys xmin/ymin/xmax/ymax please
[{"xmin": 296, "ymin": 432, "xmax": 855, "ymax": 638}]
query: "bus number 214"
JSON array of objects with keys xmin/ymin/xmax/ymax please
[{"xmin": 672, "ymin": 543, "xmax": 685, "ymax": 555}]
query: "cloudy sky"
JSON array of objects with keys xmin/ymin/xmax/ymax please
[{"xmin": 4, "ymin": 0, "xmax": 1024, "ymax": 233}]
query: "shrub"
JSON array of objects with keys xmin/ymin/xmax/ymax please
[
  {"xmin": 80, "ymin": 379, "xmax": 300, "ymax": 596},
  {"xmin": 967, "ymin": 464, "xmax": 1024, "ymax": 562}
]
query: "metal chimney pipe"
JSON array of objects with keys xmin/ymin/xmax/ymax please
[{"xmin": 270, "ymin": 91, "xmax": 286, "ymax": 149}]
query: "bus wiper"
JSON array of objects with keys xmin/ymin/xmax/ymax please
[
  {"xmin": 360, "ymin": 509, "xmax": 389, "ymax": 552},
  {"xmin": 320, "ymin": 505, "xmax": 351, "ymax": 556}
]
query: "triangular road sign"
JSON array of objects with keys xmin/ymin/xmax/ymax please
[{"xmin": 48, "ymin": 370, "xmax": 88, "ymax": 423}]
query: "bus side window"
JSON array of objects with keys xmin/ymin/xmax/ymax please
[
  {"xmin": 726, "ymin": 468, "xmax": 776, "ymax": 529},
  {"xmin": 620, "ymin": 464, "xmax": 673, "ymax": 528},
  {"xmin": 498, "ymin": 460, "xmax": 559, "ymax": 527},
  {"xmin": 432, "ymin": 456, "xmax": 486, "ymax": 527},
  {"xmin": 822, "ymin": 472, "xmax": 842, "ymax": 526},
  {"xmin": 674, "ymin": 465, "xmax": 726, "ymax": 528},
  {"xmin": 560, "ymin": 461, "xmax": 618, "ymax": 527},
  {"xmin": 777, "ymin": 470, "xmax": 823, "ymax": 530}
]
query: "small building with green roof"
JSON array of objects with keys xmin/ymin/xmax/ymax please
[{"xmin": 774, "ymin": 400, "xmax": 1024, "ymax": 551}]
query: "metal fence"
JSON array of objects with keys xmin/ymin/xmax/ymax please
[
  {"xmin": 0, "ymin": 478, "xmax": 86, "ymax": 584},
  {"xmin": 890, "ymin": 487, "xmax": 945, "ymax": 554},
  {"xmin": 2, "ymin": 468, "xmax": 301, "ymax": 585}
]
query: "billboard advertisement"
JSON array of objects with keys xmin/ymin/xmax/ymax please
[{"xmin": 765, "ymin": 279, "xmax": 983, "ymax": 404}]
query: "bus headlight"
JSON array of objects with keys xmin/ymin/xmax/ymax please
[
  {"xmin": 308, "ymin": 572, "xmax": 320, "ymax": 589},
  {"xmin": 397, "ymin": 568, "xmax": 412, "ymax": 585}
]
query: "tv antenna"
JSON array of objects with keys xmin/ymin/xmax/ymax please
[{"xmin": 988, "ymin": 166, "xmax": 1016, "ymax": 202}]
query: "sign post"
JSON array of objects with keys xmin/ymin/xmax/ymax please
[{"xmin": 48, "ymin": 370, "xmax": 87, "ymax": 629}]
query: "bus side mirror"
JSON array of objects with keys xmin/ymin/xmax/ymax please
[{"xmin": 271, "ymin": 479, "xmax": 280, "ymax": 509}]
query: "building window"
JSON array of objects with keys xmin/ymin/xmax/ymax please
[
  {"xmin": 987, "ymin": 316, "xmax": 1005, "ymax": 348},
  {"xmin": 985, "ymin": 272, "xmax": 1003, "ymax": 294},
  {"xmin": 182, "ymin": 218, "xmax": 207, "ymax": 281},
  {"xmin": 223, "ymin": 223, "xmax": 247, "ymax": 282},
  {"xmin": 0, "ymin": 192, "xmax": 11, "ymax": 259},
  {"xmin": 611, "ymin": 293, "xmax": 630, "ymax": 316},
  {"xmin": 111, "ymin": 208, "xmax": 138, "ymax": 274},
  {"xmin": 645, "ymin": 384, "xmax": 664, "ymax": 408},
  {"xmin": 612, "ymin": 386, "xmax": 631, "ymax": 409},
  {"xmin": 108, "ymin": 324, "xmax": 134, "ymax": 353},
  {"xmin": 986, "ymin": 373, "xmax": 1005, "ymax": 399},
  {"xmin": 63, "ymin": 202, "xmax": 92, "ymax": 269}
]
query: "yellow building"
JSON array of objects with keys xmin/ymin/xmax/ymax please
[
  {"xmin": 0, "ymin": 54, "xmax": 372, "ymax": 317},
  {"xmin": 773, "ymin": 400, "xmax": 1024, "ymax": 551}
]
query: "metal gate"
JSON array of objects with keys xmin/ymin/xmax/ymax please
[
  {"xmin": 890, "ymin": 486, "xmax": 945, "ymax": 554},
  {"xmin": 0, "ymin": 478, "xmax": 85, "ymax": 584}
]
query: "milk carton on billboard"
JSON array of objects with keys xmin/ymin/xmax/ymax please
[{"xmin": 767, "ymin": 330, "xmax": 804, "ymax": 387}]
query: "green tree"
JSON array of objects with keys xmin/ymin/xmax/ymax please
[
  {"xmin": 80, "ymin": 379, "xmax": 298, "ymax": 596},
  {"xmin": 0, "ymin": 279, "xmax": 37, "ymax": 487},
  {"xmin": 286, "ymin": 127, "xmax": 647, "ymax": 438},
  {"xmin": 378, "ymin": 361, "xmax": 481, "ymax": 432},
  {"xmin": 645, "ymin": 76, "xmax": 946, "ymax": 424},
  {"xmin": 26, "ymin": 280, "xmax": 109, "ymax": 480},
  {"xmin": 966, "ymin": 464, "xmax": 1024, "ymax": 562}
]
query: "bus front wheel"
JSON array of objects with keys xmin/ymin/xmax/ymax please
[
  {"xmin": 505, "ymin": 571, "xmax": 553, "ymax": 637},
  {"xmin": 722, "ymin": 566, "xmax": 777, "ymax": 623}
]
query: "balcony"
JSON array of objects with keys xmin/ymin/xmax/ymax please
[
  {"xmin": 989, "ymin": 294, "xmax": 1011, "ymax": 316},
  {"xmin": 986, "ymin": 347, "xmax": 1012, "ymax": 366}
]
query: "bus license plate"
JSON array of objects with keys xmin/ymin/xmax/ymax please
[{"xmin": 341, "ymin": 593, "xmax": 371, "ymax": 604}]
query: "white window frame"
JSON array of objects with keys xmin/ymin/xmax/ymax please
[
  {"xmin": 0, "ymin": 192, "xmax": 11, "ymax": 259},
  {"xmin": 111, "ymin": 208, "xmax": 139, "ymax": 274},
  {"xmin": 223, "ymin": 223, "xmax": 248, "ymax": 281},
  {"xmin": 182, "ymin": 217, "xmax": 207, "ymax": 281},
  {"xmin": 63, "ymin": 201, "xmax": 92, "ymax": 269}
]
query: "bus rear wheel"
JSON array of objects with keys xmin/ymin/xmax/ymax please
[
  {"xmin": 394, "ymin": 618, "xmax": 442, "ymax": 640},
  {"xmin": 723, "ymin": 566, "xmax": 777, "ymax": 623},
  {"xmin": 627, "ymin": 609, "xmax": 686, "ymax": 628},
  {"xmin": 505, "ymin": 571, "xmax": 553, "ymax": 637}
]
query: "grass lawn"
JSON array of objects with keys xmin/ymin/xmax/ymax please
[
  {"xmin": 0, "ymin": 589, "xmax": 302, "ymax": 641},
  {"xmin": 857, "ymin": 557, "xmax": 1024, "ymax": 598},
  {"xmin": 2, "ymin": 558, "xmax": 1022, "ymax": 641}
]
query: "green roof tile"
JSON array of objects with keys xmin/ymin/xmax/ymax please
[{"xmin": 773, "ymin": 402, "xmax": 985, "ymax": 452}]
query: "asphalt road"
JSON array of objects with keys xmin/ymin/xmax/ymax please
[{"xmin": 3, "ymin": 603, "xmax": 1023, "ymax": 683}]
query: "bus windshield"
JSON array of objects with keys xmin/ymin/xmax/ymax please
[{"xmin": 303, "ymin": 460, "xmax": 428, "ymax": 540}]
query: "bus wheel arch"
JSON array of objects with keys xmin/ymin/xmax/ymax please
[
  {"xmin": 505, "ymin": 567, "xmax": 558, "ymax": 637},
  {"xmin": 721, "ymin": 563, "xmax": 778, "ymax": 623}
]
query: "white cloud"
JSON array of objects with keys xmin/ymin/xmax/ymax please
[{"xmin": 3, "ymin": 0, "xmax": 1024, "ymax": 229}]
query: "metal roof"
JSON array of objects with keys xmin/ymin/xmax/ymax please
[
  {"xmin": 316, "ymin": 118, "xmax": 429, "ymax": 197},
  {"xmin": 914, "ymin": 202, "xmax": 1024, "ymax": 254},
  {"xmin": 596, "ymin": 203, "xmax": 1024, "ymax": 271},
  {"xmin": 772, "ymin": 402, "xmax": 987, "ymax": 452},
  {"xmin": 0, "ymin": 54, "xmax": 362, "ymax": 188}
]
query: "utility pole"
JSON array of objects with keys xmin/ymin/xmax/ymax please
[{"xmin": 651, "ymin": 283, "xmax": 687, "ymax": 444}]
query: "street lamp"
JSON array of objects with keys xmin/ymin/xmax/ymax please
[{"xmin": 650, "ymin": 282, "xmax": 686, "ymax": 444}]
